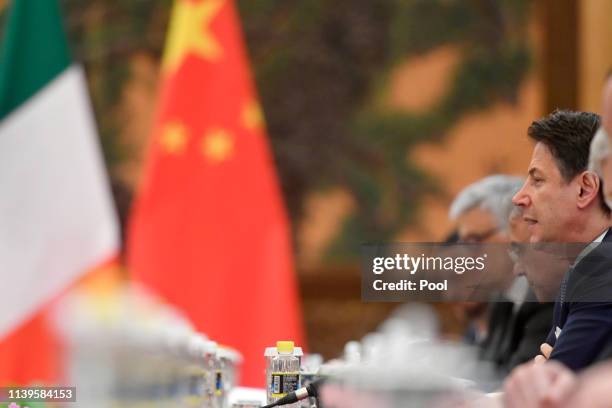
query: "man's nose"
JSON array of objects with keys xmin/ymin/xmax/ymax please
[{"xmin": 512, "ymin": 183, "xmax": 530, "ymax": 207}]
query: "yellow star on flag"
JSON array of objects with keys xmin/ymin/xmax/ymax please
[
  {"xmin": 202, "ymin": 128, "xmax": 234, "ymax": 162},
  {"xmin": 160, "ymin": 121, "xmax": 189, "ymax": 154},
  {"xmin": 162, "ymin": 0, "xmax": 224, "ymax": 73},
  {"xmin": 242, "ymin": 100, "xmax": 265, "ymax": 130}
]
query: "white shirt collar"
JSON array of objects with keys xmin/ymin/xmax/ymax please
[
  {"xmin": 573, "ymin": 228, "xmax": 609, "ymax": 267},
  {"xmin": 594, "ymin": 229, "xmax": 608, "ymax": 244}
]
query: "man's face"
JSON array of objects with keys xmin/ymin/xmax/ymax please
[
  {"xmin": 602, "ymin": 79, "xmax": 612, "ymax": 205},
  {"xmin": 456, "ymin": 207, "xmax": 513, "ymax": 292},
  {"xmin": 512, "ymin": 142, "xmax": 578, "ymax": 243},
  {"xmin": 600, "ymin": 140, "xmax": 612, "ymax": 208},
  {"xmin": 456, "ymin": 207, "xmax": 506, "ymax": 243},
  {"xmin": 602, "ymin": 78, "xmax": 612, "ymax": 136}
]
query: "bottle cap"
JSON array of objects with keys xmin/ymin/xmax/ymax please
[{"xmin": 276, "ymin": 340, "xmax": 295, "ymax": 354}]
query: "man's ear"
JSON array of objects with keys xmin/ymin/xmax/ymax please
[{"xmin": 577, "ymin": 171, "xmax": 601, "ymax": 209}]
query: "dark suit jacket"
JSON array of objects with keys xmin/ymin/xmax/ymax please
[
  {"xmin": 500, "ymin": 298, "xmax": 554, "ymax": 371},
  {"xmin": 479, "ymin": 293, "xmax": 553, "ymax": 374},
  {"xmin": 546, "ymin": 229, "xmax": 612, "ymax": 371}
]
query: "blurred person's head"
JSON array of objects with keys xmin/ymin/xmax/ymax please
[
  {"xmin": 588, "ymin": 127, "xmax": 612, "ymax": 210},
  {"xmin": 602, "ymin": 73, "xmax": 612, "ymax": 136},
  {"xmin": 513, "ymin": 110, "xmax": 608, "ymax": 243},
  {"xmin": 596, "ymin": 74, "xmax": 612, "ymax": 208},
  {"xmin": 450, "ymin": 174, "xmax": 524, "ymax": 243},
  {"xmin": 450, "ymin": 175, "xmax": 524, "ymax": 296},
  {"xmin": 561, "ymin": 360, "xmax": 612, "ymax": 408}
]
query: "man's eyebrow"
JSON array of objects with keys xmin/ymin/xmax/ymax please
[{"xmin": 528, "ymin": 167, "xmax": 540, "ymax": 177}]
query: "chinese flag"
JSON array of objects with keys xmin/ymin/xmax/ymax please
[{"xmin": 127, "ymin": 0, "xmax": 305, "ymax": 386}]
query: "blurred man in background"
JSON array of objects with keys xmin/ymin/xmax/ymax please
[
  {"xmin": 596, "ymin": 74, "xmax": 612, "ymax": 208},
  {"xmin": 449, "ymin": 175, "xmax": 552, "ymax": 374},
  {"xmin": 449, "ymin": 175, "xmax": 521, "ymax": 348},
  {"xmin": 501, "ymin": 206, "xmax": 554, "ymax": 372}
]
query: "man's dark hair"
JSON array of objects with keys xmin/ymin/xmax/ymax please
[{"xmin": 528, "ymin": 109, "xmax": 609, "ymax": 214}]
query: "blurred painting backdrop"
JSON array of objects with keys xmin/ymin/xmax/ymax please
[{"xmin": 2, "ymin": 0, "xmax": 611, "ymax": 359}]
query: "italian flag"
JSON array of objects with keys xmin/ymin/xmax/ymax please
[{"xmin": 0, "ymin": 0, "xmax": 119, "ymax": 384}]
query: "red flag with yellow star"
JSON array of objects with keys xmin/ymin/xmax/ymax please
[{"xmin": 127, "ymin": 0, "xmax": 305, "ymax": 386}]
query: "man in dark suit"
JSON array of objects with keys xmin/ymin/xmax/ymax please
[
  {"xmin": 511, "ymin": 110, "xmax": 611, "ymax": 371},
  {"xmin": 502, "ymin": 80, "xmax": 612, "ymax": 408}
]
